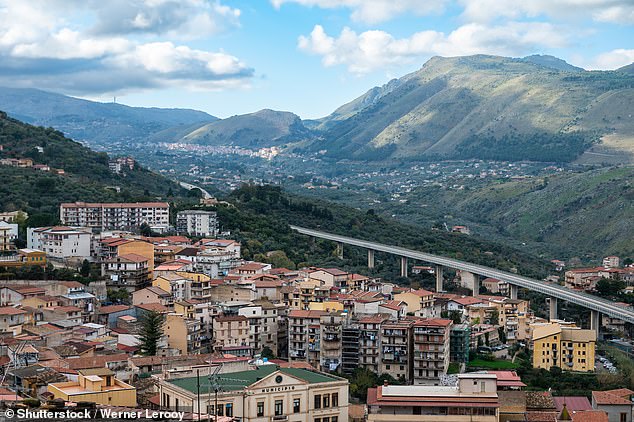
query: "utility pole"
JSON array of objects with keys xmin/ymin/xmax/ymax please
[{"xmin": 197, "ymin": 369, "xmax": 201, "ymax": 421}]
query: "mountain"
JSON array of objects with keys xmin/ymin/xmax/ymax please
[
  {"xmin": 519, "ymin": 55, "xmax": 584, "ymax": 72},
  {"xmin": 311, "ymin": 54, "xmax": 634, "ymax": 163},
  {"xmin": 618, "ymin": 63, "xmax": 634, "ymax": 74},
  {"xmin": 159, "ymin": 109, "xmax": 314, "ymax": 148},
  {"xmin": 0, "ymin": 111, "xmax": 183, "ymax": 224},
  {"xmin": 0, "ymin": 87, "xmax": 216, "ymax": 147}
]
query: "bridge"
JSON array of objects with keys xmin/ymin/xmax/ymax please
[{"xmin": 291, "ymin": 226, "xmax": 634, "ymax": 329}]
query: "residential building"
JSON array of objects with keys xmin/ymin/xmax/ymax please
[
  {"xmin": 341, "ymin": 323, "xmax": 360, "ymax": 375},
  {"xmin": 132, "ymin": 286, "xmax": 172, "ymax": 306},
  {"xmin": 213, "ymin": 315, "xmax": 251, "ymax": 357},
  {"xmin": 0, "ymin": 307, "xmax": 26, "ymax": 335},
  {"xmin": 0, "ymin": 248, "xmax": 46, "ymax": 268},
  {"xmin": 0, "ymin": 221, "xmax": 18, "ymax": 251},
  {"xmin": 532, "ymin": 323, "xmax": 596, "ymax": 372},
  {"xmin": 320, "ymin": 312, "xmax": 345, "ymax": 373},
  {"xmin": 165, "ymin": 313, "xmax": 204, "ymax": 355},
  {"xmin": 358, "ymin": 315, "xmax": 389, "ymax": 374},
  {"xmin": 27, "ymin": 226, "xmax": 92, "ymax": 260},
  {"xmin": 238, "ymin": 301, "xmax": 280, "ymax": 355},
  {"xmin": 104, "ymin": 253, "xmax": 151, "ymax": 292},
  {"xmin": 394, "ymin": 289, "xmax": 435, "ymax": 317},
  {"xmin": 176, "ymin": 210, "xmax": 219, "ymax": 237},
  {"xmin": 0, "ymin": 211, "xmax": 27, "ymax": 223},
  {"xmin": 380, "ymin": 320, "xmax": 413, "ymax": 382},
  {"xmin": 47, "ymin": 368, "xmax": 136, "ymax": 407},
  {"xmin": 309, "ymin": 268, "xmax": 349, "ymax": 289},
  {"xmin": 288, "ymin": 310, "xmax": 325, "ymax": 367},
  {"xmin": 159, "ymin": 365, "xmax": 349, "ymax": 421},
  {"xmin": 412, "ymin": 318, "xmax": 452, "ymax": 385},
  {"xmin": 603, "ymin": 256, "xmax": 621, "ymax": 269},
  {"xmin": 450, "ymin": 323, "xmax": 471, "ymax": 364},
  {"xmin": 60, "ymin": 201, "xmax": 170, "ymax": 232},
  {"xmin": 592, "ymin": 388, "xmax": 633, "ymax": 422},
  {"xmin": 367, "ymin": 373, "xmax": 499, "ymax": 422},
  {"xmin": 0, "ymin": 286, "xmax": 45, "ymax": 306}
]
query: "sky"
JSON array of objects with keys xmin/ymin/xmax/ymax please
[{"xmin": 0, "ymin": 0, "xmax": 632, "ymax": 119}]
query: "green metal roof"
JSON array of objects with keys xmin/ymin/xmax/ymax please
[{"xmin": 168, "ymin": 365, "xmax": 339, "ymax": 394}]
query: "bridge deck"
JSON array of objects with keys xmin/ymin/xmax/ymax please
[{"xmin": 291, "ymin": 225, "xmax": 634, "ymax": 324}]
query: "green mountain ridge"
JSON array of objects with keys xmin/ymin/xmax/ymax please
[{"xmin": 310, "ymin": 54, "xmax": 634, "ymax": 163}]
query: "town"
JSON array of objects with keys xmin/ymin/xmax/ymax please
[{"xmin": 0, "ymin": 201, "xmax": 632, "ymax": 421}]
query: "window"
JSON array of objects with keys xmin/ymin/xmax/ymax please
[
  {"xmin": 314, "ymin": 395, "xmax": 322, "ymax": 409},
  {"xmin": 331, "ymin": 417, "xmax": 338, "ymax": 422},
  {"xmin": 275, "ymin": 400, "xmax": 284, "ymax": 416},
  {"xmin": 257, "ymin": 402, "xmax": 264, "ymax": 417},
  {"xmin": 293, "ymin": 398, "xmax": 300, "ymax": 413},
  {"xmin": 332, "ymin": 393, "xmax": 338, "ymax": 407},
  {"xmin": 323, "ymin": 394, "xmax": 330, "ymax": 408},
  {"xmin": 225, "ymin": 404, "xmax": 233, "ymax": 417},
  {"xmin": 621, "ymin": 413, "xmax": 627, "ymax": 422}
]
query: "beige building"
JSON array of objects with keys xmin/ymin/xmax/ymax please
[
  {"xmin": 60, "ymin": 201, "xmax": 170, "ymax": 232},
  {"xmin": 412, "ymin": 318, "xmax": 452, "ymax": 385},
  {"xmin": 159, "ymin": 365, "xmax": 348, "ymax": 422},
  {"xmin": 394, "ymin": 289, "xmax": 435, "ymax": 317},
  {"xmin": 0, "ymin": 307, "xmax": 26, "ymax": 335},
  {"xmin": 288, "ymin": 310, "xmax": 326, "ymax": 367},
  {"xmin": 532, "ymin": 323, "xmax": 596, "ymax": 372},
  {"xmin": 213, "ymin": 315, "xmax": 251, "ymax": 356},
  {"xmin": 48, "ymin": 368, "xmax": 136, "ymax": 407},
  {"xmin": 238, "ymin": 301, "xmax": 280, "ymax": 356},
  {"xmin": 380, "ymin": 320, "xmax": 413, "ymax": 382},
  {"xmin": 165, "ymin": 313, "xmax": 204, "ymax": 355}
]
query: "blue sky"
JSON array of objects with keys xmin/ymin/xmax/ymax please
[{"xmin": 0, "ymin": 1, "xmax": 632, "ymax": 119}]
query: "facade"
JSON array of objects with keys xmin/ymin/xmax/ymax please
[
  {"xmin": 0, "ymin": 221, "xmax": 18, "ymax": 251},
  {"xmin": 532, "ymin": 323, "xmax": 596, "ymax": 372},
  {"xmin": 380, "ymin": 320, "xmax": 413, "ymax": 382},
  {"xmin": 412, "ymin": 319, "xmax": 452, "ymax": 385},
  {"xmin": 27, "ymin": 226, "xmax": 92, "ymax": 259},
  {"xmin": 288, "ymin": 310, "xmax": 325, "ymax": 367},
  {"xmin": 47, "ymin": 368, "xmax": 136, "ymax": 407},
  {"xmin": 591, "ymin": 389, "xmax": 633, "ymax": 422},
  {"xmin": 213, "ymin": 315, "xmax": 251, "ymax": 356},
  {"xmin": 60, "ymin": 202, "xmax": 170, "ymax": 232},
  {"xmin": 104, "ymin": 253, "xmax": 151, "ymax": 292},
  {"xmin": 367, "ymin": 374, "xmax": 499, "ymax": 422},
  {"xmin": 320, "ymin": 313, "xmax": 345, "ymax": 373},
  {"xmin": 159, "ymin": 365, "xmax": 349, "ymax": 422},
  {"xmin": 0, "ymin": 307, "xmax": 27, "ymax": 335},
  {"xmin": 238, "ymin": 302, "xmax": 280, "ymax": 355},
  {"xmin": 176, "ymin": 210, "xmax": 219, "ymax": 237},
  {"xmin": 394, "ymin": 289, "xmax": 436, "ymax": 317},
  {"xmin": 450, "ymin": 324, "xmax": 471, "ymax": 364},
  {"xmin": 165, "ymin": 313, "xmax": 203, "ymax": 355},
  {"xmin": 359, "ymin": 315, "xmax": 389, "ymax": 374}
]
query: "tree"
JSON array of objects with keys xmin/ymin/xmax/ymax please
[
  {"xmin": 139, "ymin": 222, "xmax": 152, "ymax": 237},
  {"xmin": 261, "ymin": 346, "xmax": 275, "ymax": 360},
  {"xmin": 107, "ymin": 288, "xmax": 131, "ymax": 305},
  {"xmin": 489, "ymin": 309, "xmax": 499, "ymax": 326},
  {"xmin": 138, "ymin": 310, "xmax": 166, "ymax": 356},
  {"xmin": 80, "ymin": 259, "xmax": 91, "ymax": 277},
  {"xmin": 498, "ymin": 327, "xmax": 507, "ymax": 344}
]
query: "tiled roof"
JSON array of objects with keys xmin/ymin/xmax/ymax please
[
  {"xmin": 592, "ymin": 389, "xmax": 634, "ymax": 405},
  {"xmin": 98, "ymin": 304, "xmax": 131, "ymax": 314},
  {"xmin": 570, "ymin": 410, "xmax": 609, "ymax": 422},
  {"xmin": 0, "ymin": 307, "xmax": 26, "ymax": 315}
]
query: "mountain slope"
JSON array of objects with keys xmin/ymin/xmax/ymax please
[
  {"xmin": 167, "ymin": 109, "xmax": 314, "ymax": 148},
  {"xmin": 0, "ymin": 87, "xmax": 216, "ymax": 147},
  {"xmin": 520, "ymin": 55, "xmax": 584, "ymax": 72},
  {"xmin": 313, "ymin": 55, "xmax": 634, "ymax": 163},
  {"xmin": 0, "ymin": 111, "xmax": 182, "ymax": 223}
]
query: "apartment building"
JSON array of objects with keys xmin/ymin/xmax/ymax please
[
  {"xmin": 165, "ymin": 313, "xmax": 204, "ymax": 355},
  {"xmin": 60, "ymin": 202, "xmax": 170, "ymax": 232},
  {"xmin": 238, "ymin": 301, "xmax": 280, "ymax": 355},
  {"xmin": 380, "ymin": 320, "xmax": 413, "ymax": 382},
  {"xmin": 0, "ymin": 307, "xmax": 27, "ymax": 335},
  {"xmin": 450, "ymin": 324, "xmax": 471, "ymax": 364},
  {"xmin": 320, "ymin": 312, "xmax": 345, "ymax": 373},
  {"xmin": 532, "ymin": 323, "xmax": 596, "ymax": 372},
  {"xmin": 288, "ymin": 310, "xmax": 325, "ymax": 366},
  {"xmin": 359, "ymin": 315, "xmax": 390, "ymax": 374},
  {"xmin": 176, "ymin": 210, "xmax": 219, "ymax": 237},
  {"xmin": 213, "ymin": 315, "xmax": 251, "ymax": 357},
  {"xmin": 159, "ymin": 365, "xmax": 349, "ymax": 422},
  {"xmin": 104, "ymin": 253, "xmax": 151, "ymax": 292},
  {"xmin": 394, "ymin": 289, "xmax": 436, "ymax": 317},
  {"xmin": 341, "ymin": 324, "xmax": 360, "ymax": 375},
  {"xmin": 0, "ymin": 221, "xmax": 18, "ymax": 251},
  {"xmin": 412, "ymin": 318, "xmax": 452, "ymax": 385},
  {"xmin": 27, "ymin": 226, "xmax": 92, "ymax": 260},
  {"xmin": 367, "ymin": 374, "xmax": 499, "ymax": 422},
  {"xmin": 48, "ymin": 368, "xmax": 136, "ymax": 407}
]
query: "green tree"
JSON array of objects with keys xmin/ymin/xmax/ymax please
[
  {"xmin": 139, "ymin": 310, "xmax": 166, "ymax": 356},
  {"xmin": 139, "ymin": 222, "xmax": 152, "ymax": 237},
  {"xmin": 107, "ymin": 288, "xmax": 131, "ymax": 305},
  {"xmin": 80, "ymin": 259, "xmax": 91, "ymax": 277},
  {"xmin": 261, "ymin": 346, "xmax": 276, "ymax": 360}
]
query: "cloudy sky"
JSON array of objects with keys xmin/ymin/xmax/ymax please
[{"xmin": 0, "ymin": 0, "xmax": 632, "ymax": 118}]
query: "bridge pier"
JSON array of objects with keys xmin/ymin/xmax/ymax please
[
  {"xmin": 510, "ymin": 284, "xmax": 518, "ymax": 300},
  {"xmin": 400, "ymin": 257, "xmax": 408, "ymax": 278},
  {"xmin": 435, "ymin": 265, "xmax": 444, "ymax": 292},
  {"xmin": 368, "ymin": 249, "xmax": 375, "ymax": 269},
  {"xmin": 590, "ymin": 310, "xmax": 600, "ymax": 334},
  {"xmin": 473, "ymin": 274, "xmax": 480, "ymax": 297},
  {"xmin": 549, "ymin": 297, "xmax": 558, "ymax": 321},
  {"xmin": 336, "ymin": 242, "xmax": 344, "ymax": 259}
]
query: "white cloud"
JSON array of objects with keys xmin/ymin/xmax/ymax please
[
  {"xmin": 589, "ymin": 49, "xmax": 634, "ymax": 70},
  {"xmin": 271, "ymin": 0, "xmax": 447, "ymax": 24},
  {"xmin": 298, "ymin": 23, "xmax": 569, "ymax": 74},
  {"xmin": 458, "ymin": 0, "xmax": 634, "ymax": 24},
  {"xmin": 0, "ymin": 0, "xmax": 252, "ymax": 94}
]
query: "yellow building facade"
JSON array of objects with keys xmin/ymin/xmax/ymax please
[
  {"xmin": 118, "ymin": 240, "xmax": 155, "ymax": 278},
  {"xmin": 48, "ymin": 368, "xmax": 136, "ymax": 406},
  {"xmin": 532, "ymin": 323, "xmax": 596, "ymax": 372}
]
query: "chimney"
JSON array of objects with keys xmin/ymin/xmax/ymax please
[{"xmin": 383, "ymin": 380, "xmax": 389, "ymax": 387}]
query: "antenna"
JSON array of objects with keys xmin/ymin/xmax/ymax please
[{"xmin": 113, "ymin": 96, "xmax": 117, "ymax": 103}]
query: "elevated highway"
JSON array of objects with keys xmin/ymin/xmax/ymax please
[{"xmin": 291, "ymin": 225, "xmax": 634, "ymax": 326}]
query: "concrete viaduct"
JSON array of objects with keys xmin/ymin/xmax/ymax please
[{"xmin": 291, "ymin": 226, "xmax": 634, "ymax": 331}]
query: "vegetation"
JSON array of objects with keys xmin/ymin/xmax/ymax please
[
  {"xmin": 138, "ymin": 310, "xmax": 166, "ymax": 356},
  {"xmin": 341, "ymin": 368, "xmax": 403, "ymax": 402},
  {"xmin": 468, "ymin": 358, "xmax": 519, "ymax": 370}
]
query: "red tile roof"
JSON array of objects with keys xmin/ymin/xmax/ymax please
[
  {"xmin": 0, "ymin": 307, "xmax": 26, "ymax": 315},
  {"xmin": 116, "ymin": 253, "xmax": 149, "ymax": 263},
  {"xmin": 592, "ymin": 389, "xmax": 634, "ymax": 405},
  {"xmin": 98, "ymin": 304, "xmax": 131, "ymax": 314},
  {"xmin": 553, "ymin": 396, "xmax": 592, "ymax": 412},
  {"xmin": 570, "ymin": 411, "xmax": 609, "ymax": 422},
  {"xmin": 288, "ymin": 310, "xmax": 326, "ymax": 318}
]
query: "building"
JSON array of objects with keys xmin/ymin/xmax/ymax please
[
  {"xmin": 159, "ymin": 365, "xmax": 348, "ymax": 422},
  {"xmin": 380, "ymin": 320, "xmax": 413, "ymax": 382},
  {"xmin": 320, "ymin": 312, "xmax": 345, "ymax": 373},
  {"xmin": 450, "ymin": 324, "xmax": 471, "ymax": 364},
  {"xmin": 60, "ymin": 202, "xmax": 170, "ymax": 232},
  {"xmin": 0, "ymin": 221, "xmax": 18, "ymax": 251},
  {"xmin": 165, "ymin": 313, "xmax": 204, "ymax": 355},
  {"xmin": 213, "ymin": 315, "xmax": 251, "ymax": 357},
  {"xmin": 0, "ymin": 249, "xmax": 47, "ymax": 268},
  {"xmin": 532, "ymin": 323, "xmax": 596, "ymax": 372},
  {"xmin": 591, "ymin": 388, "xmax": 633, "ymax": 422},
  {"xmin": 412, "ymin": 318, "xmax": 452, "ymax": 385},
  {"xmin": 603, "ymin": 256, "xmax": 621, "ymax": 269},
  {"xmin": 0, "ymin": 307, "xmax": 26, "ymax": 335},
  {"xmin": 47, "ymin": 368, "xmax": 136, "ymax": 407},
  {"xmin": 341, "ymin": 324, "xmax": 360, "ymax": 375},
  {"xmin": 367, "ymin": 373, "xmax": 499, "ymax": 422},
  {"xmin": 0, "ymin": 211, "xmax": 27, "ymax": 223},
  {"xmin": 27, "ymin": 226, "xmax": 92, "ymax": 260},
  {"xmin": 238, "ymin": 301, "xmax": 280, "ymax": 355},
  {"xmin": 288, "ymin": 310, "xmax": 326, "ymax": 367},
  {"xmin": 394, "ymin": 289, "xmax": 436, "ymax": 317},
  {"xmin": 176, "ymin": 210, "xmax": 219, "ymax": 237},
  {"xmin": 359, "ymin": 315, "xmax": 389, "ymax": 374},
  {"xmin": 104, "ymin": 253, "xmax": 151, "ymax": 292}
]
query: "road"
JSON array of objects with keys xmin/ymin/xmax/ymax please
[
  {"xmin": 179, "ymin": 181, "xmax": 212, "ymax": 199},
  {"xmin": 291, "ymin": 226, "xmax": 634, "ymax": 324}
]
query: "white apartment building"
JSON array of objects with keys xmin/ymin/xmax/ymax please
[
  {"xmin": 27, "ymin": 226, "xmax": 92, "ymax": 259},
  {"xmin": 60, "ymin": 202, "xmax": 170, "ymax": 232},
  {"xmin": 176, "ymin": 210, "xmax": 218, "ymax": 237},
  {"xmin": 0, "ymin": 221, "xmax": 18, "ymax": 251}
]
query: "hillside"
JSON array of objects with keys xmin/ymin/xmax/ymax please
[
  {"xmin": 166, "ymin": 109, "xmax": 314, "ymax": 148},
  {"xmin": 0, "ymin": 87, "xmax": 216, "ymax": 147},
  {"xmin": 0, "ymin": 111, "xmax": 183, "ymax": 225},
  {"xmin": 310, "ymin": 54, "xmax": 634, "ymax": 163}
]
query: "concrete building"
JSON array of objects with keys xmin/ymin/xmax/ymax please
[
  {"xmin": 288, "ymin": 310, "xmax": 326, "ymax": 367},
  {"xmin": 159, "ymin": 365, "xmax": 348, "ymax": 421},
  {"xmin": 320, "ymin": 312, "xmax": 345, "ymax": 373},
  {"xmin": 380, "ymin": 320, "xmax": 413, "ymax": 382},
  {"xmin": 367, "ymin": 373, "xmax": 499, "ymax": 422},
  {"xmin": 47, "ymin": 368, "xmax": 136, "ymax": 407},
  {"xmin": 238, "ymin": 301, "xmax": 280, "ymax": 356},
  {"xmin": 592, "ymin": 388, "xmax": 633, "ymax": 422},
  {"xmin": 394, "ymin": 289, "xmax": 436, "ymax": 317},
  {"xmin": 412, "ymin": 318, "xmax": 452, "ymax": 385},
  {"xmin": 60, "ymin": 201, "xmax": 170, "ymax": 232},
  {"xmin": 450, "ymin": 324, "xmax": 471, "ymax": 364},
  {"xmin": 104, "ymin": 253, "xmax": 151, "ymax": 292},
  {"xmin": 165, "ymin": 313, "xmax": 204, "ymax": 355},
  {"xmin": 27, "ymin": 226, "xmax": 92, "ymax": 260},
  {"xmin": 213, "ymin": 315, "xmax": 251, "ymax": 357},
  {"xmin": 359, "ymin": 315, "xmax": 390, "ymax": 374},
  {"xmin": 532, "ymin": 323, "xmax": 596, "ymax": 372},
  {"xmin": 603, "ymin": 256, "xmax": 621, "ymax": 269},
  {"xmin": 176, "ymin": 210, "xmax": 219, "ymax": 237},
  {"xmin": 0, "ymin": 221, "xmax": 18, "ymax": 251},
  {"xmin": 0, "ymin": 306, "xmax": 26, "ymax": 335}
]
